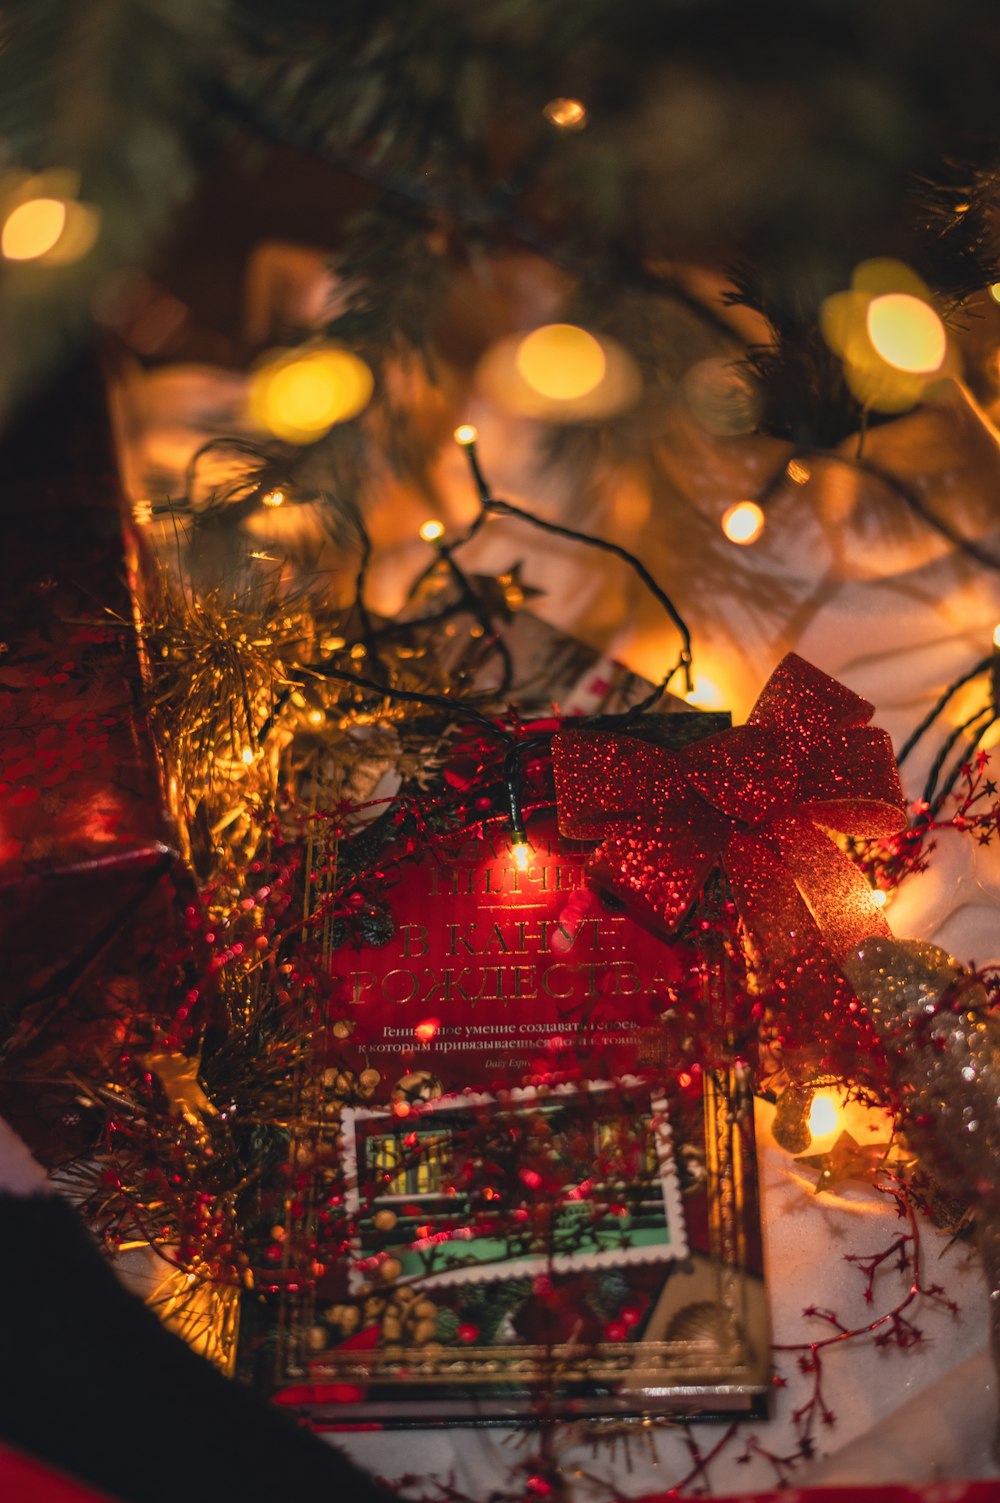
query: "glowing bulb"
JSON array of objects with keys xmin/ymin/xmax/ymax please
[
  {"xmin": 414, "ymin": 1018, "xmax": 440, "ymax": 1044},
  {"xmin": 993, "ymin": 623, "xmax": 1000, "ymax": 649},
  {"xmin": 515, "ymin": 324, "xmax": 606, "ymax": 401},
  {"xmin": 990, "ymin": 283, "xmax": 1000, "ymax": 304},
  {"xmin": 419, "ymin": 519, "xmax": 445, "ymax": 542},
  {"xmin": 721, "ymin": 501, "xmax": 765, "ymax": 545},
  {"xmin": 683, "ymin": 675, "xmax": 726, "ymax": 710},
  {"xmin": 250, "ymin": 347, "xmax": 373, "ymax": 443},
  {"xmin": 261, "ymin": 488, "xmax": 285, "ymax": 508},
  {"xmin": 871, "ymin": 888, "xmax": 888, "ymax": 909},
  {"xmin": 808, "ymin": 1093, "xmax": 841, "ymax": 1138},
  {"xmin": 240, "ymin": 747, "xmax": 255, "ymax": 765},
  {"xmin": 543, "ymin": 97, "xmax": 588, "ymax": 130},
  {"xmin": 866, "ymin": 294, "xmax": 946, "ymax": 375},
  {"xmin": 511, "ymin": 838, "xmax": 532, "ymax": 871},
  {"xmin": 307, "ymin": 709, "xmax": 324, "ymax": 726},
  {"xmin": 453, "ymin": 424, "xmax": 478, "ymax": 445},
  {"xmin": 1, "ymin": 197, "xmax": 67, "ymax": 260}
]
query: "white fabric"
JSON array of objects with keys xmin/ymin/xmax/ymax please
[{"xmin": 113, "ymin": 359, "xmax": 1000, "ymax": 1493}]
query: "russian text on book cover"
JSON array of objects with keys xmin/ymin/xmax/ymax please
[{"xmin": 263, "ymin": 808, "xmax": 768, "ymax": 1425}]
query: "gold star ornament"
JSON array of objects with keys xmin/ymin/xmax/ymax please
[
  {"xmin": 795, "ymin": 1130, "xmax": 892, "ymax": 1194},
  {"xmin": 141, "ymin": 1049, "xmax": 218, "ymax": 1138}
]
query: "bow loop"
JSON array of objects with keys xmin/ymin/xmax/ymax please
[{"xmin": 552, "ymin": 654, "xmax": 907, "ymax": 969}]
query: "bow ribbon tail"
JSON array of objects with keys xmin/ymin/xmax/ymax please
[
  {"xmin": 721, "ymin": 835, "xmax": 836, "ymax": 1010},
  {"xmin": 766, "ymin": 816, "xmax": 892, "ymax": 959}
]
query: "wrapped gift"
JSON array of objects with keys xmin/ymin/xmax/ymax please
[{"xmin": 0, "ymin": 355, "xmax": 186, "ymax": 1144}]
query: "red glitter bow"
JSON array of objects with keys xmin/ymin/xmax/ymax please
[{"xmin": 552, "ymin": 654, "xmax": 906, "ymax": 974}]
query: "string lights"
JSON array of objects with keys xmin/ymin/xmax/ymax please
[
  {"xmin": 543, "ymin": 97, "xmax": 588, "ymax": 130},
  {"xmin": 721, "ymin": 500, "xmax": 765, "ymax": 545}
]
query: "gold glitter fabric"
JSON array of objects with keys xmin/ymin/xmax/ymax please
[
  {"xmin": 846, "ymin": 935, "xmax": 1000, "ymax": 1452},
  {"xmin": 551, "ymin": 653, "xmax": 906, "ymax": 966},
  {"xmin": 845, "ymin": 936, "xmax": 1000, "ymax": 1208}
]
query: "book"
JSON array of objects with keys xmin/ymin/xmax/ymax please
[{"xmin": 252, "ymin": 771, "xmax": 770, "ymax": 1426}]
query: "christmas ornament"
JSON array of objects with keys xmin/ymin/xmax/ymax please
[
  {"xmin": 844, "ymin": 935, "xmax": 1000, "ymax": 1455},
  {"xmin": 795, "ymin": 1130, "xmax": 892, "ymax": 1195}
]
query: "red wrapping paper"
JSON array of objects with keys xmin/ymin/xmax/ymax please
[
  {"xmin": 0, "ymin": 1447, "xmax": 123, "ymax": 1503},
  {"xmin": 0, "ymin": 358, "xmax": 185, "ymax": 1141}
]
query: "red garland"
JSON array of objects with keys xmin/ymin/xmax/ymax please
[{"xmin": 551, "ymin": 654, "xmax": 907, "ymax": 1004}]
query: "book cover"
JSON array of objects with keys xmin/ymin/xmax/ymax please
[{"xmin": 252, "ymin": 788, "xmax": 770, "ymax": 1426}]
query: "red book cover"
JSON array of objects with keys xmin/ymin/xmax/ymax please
[{"xmin": 258, "ymin": 789, "xmax": 769, "ymax": 1425}]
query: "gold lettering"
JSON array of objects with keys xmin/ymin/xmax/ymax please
[
  {"xmin": 381, "ymin": 969, "xmax": 419, "ymax": 1005},
  {"xmin": 514, "ymin": 920, "xmax": 541, "ymax": 954},
  {"xmin": 541, "ymin": 963, "xmax": 575, "ymax": 999},
  {"xmin": 513, "ymin": 965, "xmax": 538, "ymax": 999},
  {"xmin": 401, "ymin": 923, "xmax": 428, "ymax": 958},
  {"xmin": 581, "ymin": 962, "xmax": 601, "ymax": 997},
  {"xmin": 349, "ymin": 971, "xmax": 376, "ymax": 1005},
  {"xmin": 610, "ymin": 961, "xmax": 641, "ymax": 995},
  {"xmin": 602, "ymin": 915, "xmax": 628, "ymax": 951},
  {"xmin": 467, "ymin": 966, "xmax": 504, "ymax": 1002},
  {"xmin": 439, "ymin": 968, "xmax": 472, "ymax": 1002},
  {"xmin": 448, "ymin": 922, "xmax": 479, "ymax": 957},
  {"xmin": 482, "ymin": 923, "xmax": 510, "ymax": 955}
]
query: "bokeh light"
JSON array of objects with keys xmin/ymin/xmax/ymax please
[
  {"xmin": 477, "ymin": 327, "xmax": 640, "ymax": 422},
  {"xmin": 807, "ymin": 1093, "xmax": 840, "ymax": 1139},
  {"xmin": 866, "ymin": 293, "xmax": 946, "ymax": 374},
  {"xmin": 820, "ymin": 260, "xmax": 953, "ymax": 415},
  {"xmin": 511, "ymin": 839, "xmax": 533, "ymax": 871},
  {"xmin": 515, "ymin": 324, "xmax": 607, "ymax": 400},
  {"xmin": 721, "ymin": 501, "xmax": 765, "ymax": 545},
  {"xmin": 419, "ymin": 519, "xmax": 445, "ymax": 542},
  {"xmin": 543, "ymin": 98, "xmax": 588, "ymax": 130},
  {"xmin": 1, "ymin": 197, "xmax": 66, "ymax": 260},
  {"xmin": 250, "ymin": 346, "xmax": 373, "ymax": 443},
  {"xmin": 453, "ymin": 424, "xmax": 478, "ymax": 445},
  {"xmin": 683, "ymin": 675, "xmax": 726, "ymax": 710},
  {"xmin": 261, "ymin": 488, "xmax": 285, "ymax": 508}
]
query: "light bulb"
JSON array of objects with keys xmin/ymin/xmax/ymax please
[
  {"xmin": 721, "ymin": 501, "xmax": 765, "ymax": 545},
  {"xmin": 515, "ymin": 324, "xmax": 606, "ymax": 401},
  {"xmin": 240, "ymin": 747, "xmax": 255, "ymax": 765},
  {"xmin": 511, "ymin": 838, "xmax": 532, "ymax": 871},
  {"xmin": 1, "ymin": 197, "xmax": 67, "ymax": 260},
  {"xmin": 807, "ymin": 1092, "xmax": 841, "ymax": 1138},
  {"xmin": 866, "ymin": 293, "xmax": 946, "ymax": 375},
  {"xmin": 250, "ymin": 346, "xmax": 373, "ymax": 443},
  {"xmin": 261, "ymin": 488, "xmax": 285, "ymax": 508},
  {"xmin": 683, "ymin": 674, "xmax": 726, "ymax": 710},
  {"xmin": 454, "ymin": 424, "xmax": 478, "ymax": 445},
  {"xmin": 543, "ymin": 97, "xmax": 588, "ymax": 130},
  {"xmin": 419, "ymin": 519, "xmax": 445, "ymax": 541}
]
